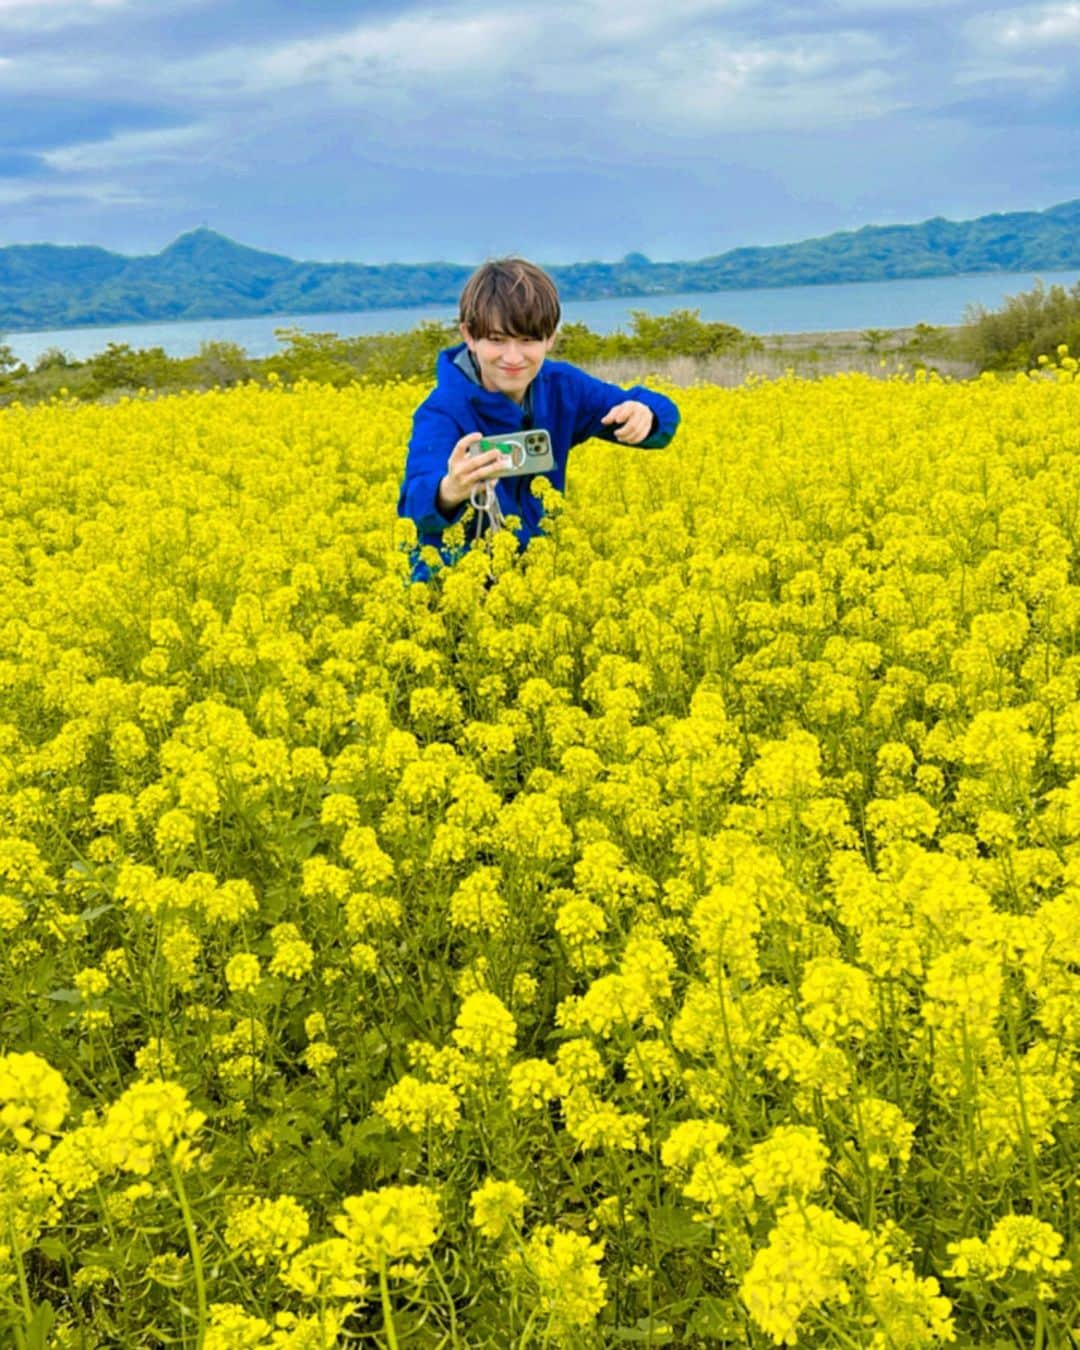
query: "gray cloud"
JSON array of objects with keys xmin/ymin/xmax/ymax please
[{"xmin": 0, "ymin": 0, "xmax": 1076, "ymax": 259}]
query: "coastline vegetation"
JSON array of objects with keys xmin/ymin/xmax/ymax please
[
  {"xmin": 2, "ymin": 277, "xmax": 1077, "ymax": 408},
  {"xmin": 0, "ymin": 309, "xmax": 964, "ymax": 407},
  {"xmin": 959, "ymin": 279, "xmax": 1080, "ymax": 371}
]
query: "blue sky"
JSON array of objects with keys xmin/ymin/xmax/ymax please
[{"xmin": 1, "ymin": 0, "xmax": 1077, "ymax": 263}]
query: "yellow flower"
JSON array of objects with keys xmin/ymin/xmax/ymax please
[
  {"xmin": 332, "ymin": 1184, "xmax": 441, "ymax": 1269},
  {"xmin": 470, "ymin": 1178, "xmax": 527, "ymax": 1239},
  {"xmin": 740, "ymin": 1203, "xmax": 874, "ymax": 1346},
  {"xmin": 0, "ymin": 1052, "xmax": 70, "ymax": 1150},
  {"xmin": 742, "ymin": 1124, "xmax": 829, "ymax": 1204},
  {"xmin": 375, "ymin": 1076, "xmax": 461, "ymax": 1133},
  {"xmin": 512, "ymin": 1226, "xmax": 607, "ymax": 1340},
  {"xmin": 448, "ymin": 866, "xmax": 508, "ymax": 934},
  {"xmin": 206, "ymin": 1304, "xmax": 272, "ymax": 1349},
  {"xmin": 225, "ymin": 952, "xmax": 262, "ymax": 993},
  {"xmin": 946, "ymin": 1215, "xmax": 1071, "ymax": 1284},
  {"xmin": 452, "ymin": 992, "xmax": 517, "ymax": 1063},
  {"xmin": 97, "ymin": 1080, "xmax": 205, "ymax": 1175},
  {"xmin": 224, "ymin": 1195, "xmax": 310, "ymax": 1267},
  {"xmin": 282, "ymin": 1239, "xmax": 369, "ymax": 1300},
  {"xmin": 269, "ymin": 922, "xmax": 315, "ymax": 980},
  {"xmin": 508, "ymin": 1058, "xmax": 564, "ymax": 1111}
]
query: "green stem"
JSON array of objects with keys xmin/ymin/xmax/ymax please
[
  {"xmin": 427, "ymin": 1253, "xmax": 460, "ymax": 1347},
  {"xmin": 169, "ymin": 1159, "xmax": 208, "ymax": 1350},
  {"xmin": 7, "ymin": 1216, "xmax": 32, "ymax": 1350},
  {"xmin": 379, "ymin": 1254, "xmax": 400, "ymax": 1350}
]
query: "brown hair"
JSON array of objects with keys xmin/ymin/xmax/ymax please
[{"xmin": 459, "ymin": 257, "xmax": 561, "ymax": 340}]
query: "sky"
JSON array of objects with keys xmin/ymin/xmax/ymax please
[{"xmin": 1, "ymin": 0, "xmax": 1078, "ymax": 265}]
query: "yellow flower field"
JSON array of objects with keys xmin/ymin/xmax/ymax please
[{"xmin": 0, "ymin": 361, "xmax": 1078, "ymax": 1347}]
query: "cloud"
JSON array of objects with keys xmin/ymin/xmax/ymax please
[
  {"xmin": 162, "ymin": 6, "xmax": 902, "ymax": 134},
  {"xmin": 983, "ymin": 2, "xmax": 1080, "ymax": 45},
  {"xmin": 939, "ymin": 85, "xmax": 1080, "ymax": 126},
  {"xmin": 957, "ymin": 3, "xmax": 1079, "ymax": 93},
  {"xmin": 180, "ymin": 11, "xmax": 524, "ymax": 96},
  {"xmin": 41, "ymin": 122, "xmax": 215, "ymax": 173},
  {"xmin": 1, "ymin": 0, "xmax": 1077, "ymax": 260},
  {"xmin": 584, "ymin": 30, "xmax": 900, "ymax": 130},
  {"xmin": 0, "ymin": 181, "xmax": 149, "ymax": 208},
  {"xmin": 0, "ymin": 0, "xmax": 131, "ymax": 30}
]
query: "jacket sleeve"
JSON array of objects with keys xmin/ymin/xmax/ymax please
[
  {"xmin": 398, "ymin": 403, "xmax": 468, "ymax": 535},
  {"xmin": 569, "ymin": 369, "xmax": 680, "ymax": 449}
]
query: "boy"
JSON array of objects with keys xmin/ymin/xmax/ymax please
[{"xmin": 398, "ymin": 257, "xmax": 680, "ymax": 579}]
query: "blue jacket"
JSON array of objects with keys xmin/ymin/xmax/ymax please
[{"xmin": 398, "ymin": 343, "xmax": 680, "ymax": 577}]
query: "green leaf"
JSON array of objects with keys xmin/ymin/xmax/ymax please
[
  {"xmin": 611, "ymin": 1321, "xmax": 676, "ymax": 1344},
  {"xmin": 45, "ymin": 988, "xmax": 82, "ymax": 1004},
  {"xmin": 24, "ymin": 1300, "xmax": 56, "ymax": 1350},
  {"xmin": 77, "ymin": 902, "xmax": 114, "ymax": 924},
  {"xmin": 649, "ymin": 1202, "xmax": 710, "ymax": 1252},
  {"xmin": 686, "ymin": 1296, "xmax": 744, "ymax": 1339},
  {"xmin": 36, "ymin": 1238, "xmax": 69, "ymax": 1263}
]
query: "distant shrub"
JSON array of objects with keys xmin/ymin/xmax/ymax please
[
  {"xmin": 556, "ymin": 309, "xmax": 759, "ymax": 365},
  {"xmin": 82, "ymin": 342, "xmax": 179, "ymax": 397},
  {"xmin": 265, "ymin": 321, "xmax": 460, "ymax": 385},
  {"xmin": 959, "ymin": 280, "xmax": 1080, "ymax": 370},
  {"xmin": 187, "ymin": 340, "xmax": 253, "ymax": 388},
  {"xmin": 626, "ymin": 308, "xmax": 760, "ymax": 358},
  {"xmin": 33, "ymin": 346, "xmax": 73, "ymax": 373}
]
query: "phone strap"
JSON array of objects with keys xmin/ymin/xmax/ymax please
[{"xmin": 469, "ymin": 481, "xmax": 506, "ymax": 544}]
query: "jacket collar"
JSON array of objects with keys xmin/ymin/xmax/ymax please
[{"xmin": 439, "ymin": 342, "xmax": 538, "ymax": 420}]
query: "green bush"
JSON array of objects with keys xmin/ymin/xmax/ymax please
[
  {"xmin": 959, "ymin": 280, "xmax": 1080, "ymax": 370},
  {"xmin": 625, "ymin": 307, "xmax": 759, "ymax": 358},
  {"xmin": 185, "ymin": 340, "xmax": 254, "ymax": 388},
  {"xmin": 556, "ymin": 309, "xmax": 759, "ymax": 365}
]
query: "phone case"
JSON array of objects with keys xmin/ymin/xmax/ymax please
[{"xmin": 468, "ymin": 429, "xmax": 555, "ymax": 477}]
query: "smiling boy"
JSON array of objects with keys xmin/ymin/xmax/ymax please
[{"xmin": 398, "ymin": 257, "xmax": 680, "ymax": 578}]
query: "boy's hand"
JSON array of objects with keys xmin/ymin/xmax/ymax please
[
  {"xmin": 437, "ymin": 431, "xmax": 503, "ymax": 513},
  {"xmin": 601, "ymin": 400, "xmax": 654, "ymax": 444}
]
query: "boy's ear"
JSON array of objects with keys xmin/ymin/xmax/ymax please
[{"xmin": 459, "ymin": 322, "xmax": 474, "ymax": 349}]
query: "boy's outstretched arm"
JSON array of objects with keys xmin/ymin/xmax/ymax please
[{"xmin": 570, "ymin": 369, "xmax": 680, "ymax": 449}]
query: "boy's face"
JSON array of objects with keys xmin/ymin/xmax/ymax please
[{"xmin": 460, "ymin": 320, "xmax": 555, "ymax": 404}]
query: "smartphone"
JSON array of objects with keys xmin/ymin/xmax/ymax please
[{"xmin": 467, "ymin": 429, "xmax": 555, "ymax": 477}]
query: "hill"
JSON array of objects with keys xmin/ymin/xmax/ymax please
[{"xmin": 3, "ymin": 199, "xmax": 1079, "ymax": 332}]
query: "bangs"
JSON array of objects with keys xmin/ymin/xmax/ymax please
[{"xmin": 459, "ymin": 258, "xmax": 561, "ymax": 340}]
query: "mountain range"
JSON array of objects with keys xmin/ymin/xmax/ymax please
[{"xmin": 3, "ymin": 199, "xmax": 1079, "ymax": 333}]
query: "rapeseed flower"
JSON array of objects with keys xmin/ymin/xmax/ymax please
[
  {"xmin": 332, "ymin": 1184, "xmax": 441, "ymax": 1268},
  {"xmin": 225, "ymin": 1195, "xmax": 310, "ymax": 1266},
  {"xmin": 0, "ymin": 1052, "xmax": 69, "ymax": 1150},
  {"xmin": 512, "ymin": 1226, "xmax": 607, "ymax": 1340},
  {"xmin": 470, "ymin": 1178, "xmax": 527, "ymax": 1239},
  {"xmin": 452, "ymin": 992, "xmax": 517, "ymax": 1063}
]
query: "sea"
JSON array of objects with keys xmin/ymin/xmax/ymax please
[{"xmin": 6, "ymin": 268, "xmax": 1079, "ymax": 367}]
